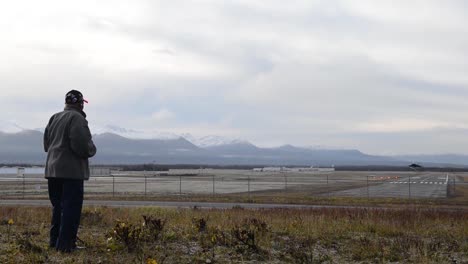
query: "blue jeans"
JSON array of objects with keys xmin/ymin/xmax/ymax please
[{"xmin": 47, "ymin": 178, "xmax": 84, "ymax": 252}]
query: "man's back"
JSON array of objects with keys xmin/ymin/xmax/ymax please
[{"xmin": 44, "ymin": 105, "xmax": 96, "ymax": 180}]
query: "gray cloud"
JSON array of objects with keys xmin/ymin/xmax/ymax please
[{"xmin": 0, "ymin": 0, "xmax": 467, "ymax": 155}]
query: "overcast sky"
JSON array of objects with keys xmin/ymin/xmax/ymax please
[{"xmin": 1, "ymin": 0, "xmax": 467, "ymax": 155}]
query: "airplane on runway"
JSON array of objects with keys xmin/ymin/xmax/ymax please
[{"xmin": 409, "ymin": 163, "xmax": 424, "ymax": 171}]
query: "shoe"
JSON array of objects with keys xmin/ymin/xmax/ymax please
[
  {"xmin": 73, "ymin": 245, "xmax": 86, "ymax": 251},
  {"xmin": 73, "ymin": 236, "xmax": 87, "ymax": 251}
]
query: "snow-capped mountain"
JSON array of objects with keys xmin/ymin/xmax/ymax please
[
  {"xmin": 1, "ymin": 122, "xmax": 466, "ymax": 166},
  {"xmin": 0, "ymin": 122, "xmax": 251, "ymax": 148},
  {"xmin": 92, "ymin": 127, "xmax": 251, "ymax": 148},
  {"xmin": 0, "ymin": 121, "xmax": 27, "ymax": 133},
  {"xmin": 306, "ymin": 145, "xmax": 347, "ymax": 150},
  {"xmin": 181, "ymin": 134, "xmax": 251, "ymax": 148},
  {"xmin": 1, "ymin": 127, "xmax": 467, "ymax": 166},
  {"xmin": 92, "ymin": 125, "xmax": 180, "ymax": 140}
]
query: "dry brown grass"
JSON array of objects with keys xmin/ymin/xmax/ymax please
[{"xmin": 0, "ymin": 205, "xmax": 466, "ymax": 263}]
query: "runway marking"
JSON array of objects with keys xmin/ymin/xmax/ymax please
[{"xmin": 389, "ymin": 181, "xmax": 447, "ymax": 185}]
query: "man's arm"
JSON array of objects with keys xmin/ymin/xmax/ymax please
[
  {"xmin": 43, "ymin": 116, "xmax": 54, "ymax": 152},
  {"xmin": 69, "ymin": 116, "xmax": 97, "ymax": 158}
]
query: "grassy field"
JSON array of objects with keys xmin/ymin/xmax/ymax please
[
  {"xmin": 0, "ymin": 206, "xmax": 466, "ymax": 263},
  {"xmin": 0, "ymin": 172, "xmax": 466, "ymax": 262}
]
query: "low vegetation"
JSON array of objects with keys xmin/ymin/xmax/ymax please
[{"xmin": 0, "ymin": 206, "xmax": 466, "ymax": 263}]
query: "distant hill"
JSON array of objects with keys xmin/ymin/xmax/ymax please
[
  {"xmin": 1, "ymin": 130, "xmax": 467, "ymax": 166},
  {"xmin": 92, "ymin": 133, "xmax": 213, "ymax": 164},
  {"xmin": 0, "ymin": 130, "xmax": 45, "ymax": 163}
]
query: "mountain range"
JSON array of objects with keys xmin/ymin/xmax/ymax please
[{"xmin": 0, "ymin": 129, "xmax": 467, "ymax": 167}]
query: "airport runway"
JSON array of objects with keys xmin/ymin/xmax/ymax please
[
  {"xmin": 0, "ymin": 171, "xmax": 460, "ymax": 199},
  {"xmin": 330, "ymin": 173, "xmax": 450, "ymax": 198}
]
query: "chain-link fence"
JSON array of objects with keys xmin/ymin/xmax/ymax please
[{"xmin": 0, "ymin": 168, "xmax": 462, "ymax": 200}]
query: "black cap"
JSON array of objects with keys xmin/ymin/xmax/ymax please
[{"xmin": 65, "ymin": 90, "xmax": 88, "ymax": 105}]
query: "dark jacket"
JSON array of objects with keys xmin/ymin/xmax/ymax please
[{"xmin": 44, "ymin": 105, "xmax": 97, "ymax": 180}]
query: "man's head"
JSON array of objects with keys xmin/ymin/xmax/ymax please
[{"xmin": 65, "ymin": 90, "xmax": 88, "ymax": 110}]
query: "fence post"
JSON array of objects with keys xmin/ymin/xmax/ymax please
[
  {"xmin": 212, "ymin": 175, "xmax": 215, "ymax": 197},
  {"xmin": 144, "ymin": 175, "xmax": 147, "ymax": 197},
  {"xmin": 112, "ymin": 175, "xmax": 115, "ymax": 198},
  {"xmin": 408, "ymin": 174, "xmax": 411, "ymax": 199},
  {"xmin": 284, "ymin": 172, "xmax": 287, "ymax": 192},
  {"xmin": 327, "ymin": 175, "xmax": 330, "ymax": 198},
  {"xmin": 453, "ymin": 176, "xmax": 456, "ymax": 195},
  {"xmin": 179, "ymin": 175, "xmax": 182, "ymax": 196},
  {"xmin": 366, "ymin": 176, "xmax": 369, "ymax": 200},
  {"xmin": 22, "ymin": 174, "xmax": 25, "ymax": 200},
  {"xmin": 248, "ymin": 175, "xmax": 251, "ymax": 201}
]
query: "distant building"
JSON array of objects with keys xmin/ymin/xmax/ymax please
[
  {"xmin": 262, "ymin": 167, "xmax": 284, "ymax": 172},
  {"xmin": 253, "ymin": 166, "xmax": 335, "ymax": 172},
  {"xmin": 317, "ymin": 167, "xmax": 335, "ymax": 172}
]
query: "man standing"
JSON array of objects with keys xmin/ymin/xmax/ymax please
[{"xmin": 44, "ymin": 90, "xmax": 97, "ymax": 252}]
